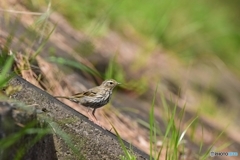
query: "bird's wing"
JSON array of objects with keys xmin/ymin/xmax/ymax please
[
  {"xmin": 73, "ymin": 89, "xmax": 97, "ymax": 98},
  {"xmin": 83, "ymin": 90, "xmax": 97, "ymax": 97}
]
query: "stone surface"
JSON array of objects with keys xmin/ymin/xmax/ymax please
[
  {"xmin": 0, "ymin": 99, "xmax": 57, "ymax": 160},
  {"xmin": 4, "ymin": 76, "xmax": 149, "ymax": 160}
]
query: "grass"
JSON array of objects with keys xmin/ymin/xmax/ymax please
[
  {"xmin": 0, "ymin": 51, "xmax": 49, "ymax": 159},
  {"xmin": 149, "ymin": 84, "xmax": 158, "ymax": 159},
  {"xmin": 1, "ymin": 124, "xmax": 50, "ymax": 159},
  {"xmin": 47, "ymin": 121, "xmax": 85, "ymax": 159},
  {"xmin": 0, "ymin": 99, "xmax": 83, "ymax": 159},
  {"xmin": 22, "ymin": 0, "xmax": 240, "ymax": 74},
  {"xmin": 135, "ymin": 85, "xmax": 229, "ymax": 159},
  {"xmin": 0, "ymin": 53, "xmax": 14, "ymax": 87},
  {"xmin": 0, "ymin": 8, "xmax": 81, "ymax": 157},
  {"xmin": 0, "ymin": 55, "xmax": 83, "ymax": 159},
  {"xmin": 48, "ymin": 56, "xmax": 102, "ymax": 78},
  {"xmin": 111, "ymin": 123, "xmax": 137, "ymax": 160},
  {"xmin": 49, "ymin": 53, "xmax": 148, "ymax": 94}
]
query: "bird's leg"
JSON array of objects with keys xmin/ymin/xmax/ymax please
[
  {"xmin": 87, "ymin": 108, "xmax": 93, "ymax": 120},
  {"xmin": 92, "ymin": 108, "xmax": 98, "ymax": 121},
  {"xmin": 92, "ymin": 108, "xmax": 101, "ymax": 126},
  {"xmin": 87, "ymin": 108, "xmax": 105, "ymax": 129},
  {"xmin": 86, "ymin": 108, "xmax": 99, "ymax": 124}
]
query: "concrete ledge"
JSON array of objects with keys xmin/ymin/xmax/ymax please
[
  {"xmin": 3, "ymin": 76, "xmax": 149, "ymax": 160},
  {"xmin": 0, "ymin": 100, "xmax": 57, "ymax": 160}
]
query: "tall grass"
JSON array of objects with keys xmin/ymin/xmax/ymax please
[{"xmin": 147, "ymin": 87, "xmax": 202, "ymax": 160}]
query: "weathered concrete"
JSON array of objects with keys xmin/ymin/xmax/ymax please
[
  {"xmin": 1, "ymin": 76, "xmax": 149, "ymax": 160},
  {"xmin": 0, "ymin": 99, "xmax": 57, "ymax": 160}
]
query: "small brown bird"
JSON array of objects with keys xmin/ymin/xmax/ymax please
[{"xmin": 55, "ymin": 79, "xmax": 120, "ymax": 122}]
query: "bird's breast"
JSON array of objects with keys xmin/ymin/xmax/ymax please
[{"xmin": 79, "ymin": 90, "xmax": 111, "ymax": 108}]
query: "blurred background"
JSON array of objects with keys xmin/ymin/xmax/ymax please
[{"xmin": 1, "ymin": 0, "xmax": 240, "ymax": 159}]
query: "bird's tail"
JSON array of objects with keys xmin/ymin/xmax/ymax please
[
  {"xmin": 55, "ymin": 96, "xmax": 68, "ymax": 99},
  {"xmin": 55, "ymin": 96, "xmax": 78, "ymax": 103}
]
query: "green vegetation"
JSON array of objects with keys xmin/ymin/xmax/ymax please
[
  {"xmin": 24, "ymin": 0, "xmax": 240, "ymax": 74},
  {"xmin": 111, "ymin": 124, "xmax": 137, "ymax": 160},
  {"xmin": 0, "ymin": 121, "xmax": 50, "ymax": 159},
  {"xmin": 0, "ymin": 53, "xmax": 48, "ymax": 158},
  {"xmin": 0, "ymin": 53, "xmax": 14, "ymax": 87},
  {"xmin": 142, "ymin": 86, "xmax": 227, "ymax": 160},
  {"xmin": 49, "ymin": 56, "xmax": 102, "ymax": 78}
]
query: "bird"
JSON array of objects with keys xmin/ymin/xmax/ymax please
[{"xmin": 55, "ymin": 79, "xmax": 120, "ymax": 123}]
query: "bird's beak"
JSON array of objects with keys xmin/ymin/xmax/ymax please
[{"xmin": 118, "ymin": 82, "xmax": 121, "ymax": 85}]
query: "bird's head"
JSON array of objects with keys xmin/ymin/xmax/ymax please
[{"xmin": 101, "ymin": 79, "xmax": 120, "ymax": 90}]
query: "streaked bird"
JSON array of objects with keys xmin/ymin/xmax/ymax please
[{"xmin": 55, "ymin": 79, "xmax": 120, "ymax": 122}]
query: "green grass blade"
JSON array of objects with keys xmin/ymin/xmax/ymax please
[
  {"xmin": 0, "ymin": 55, "xmax": 14, "ymax": 87},
  {"xmin": 149, "ymin": 84, "xmax": 158, "ymax": 160},
  {"xmin": 178, "ymin": 116, "xmax": 198, "ymax": 146},
  {"xmin": 48, "ymin": 56, "xmax": 102, "ymax": 78},
  {"xmin": 30, "ymin": 24, "xmax": 56, "ymax": 60},
  {"xmin": 110, "ymin": 123, "xmax": 136, "ymax": 160},
  {"xmin": 200, "ymin": 124, "xmax": 229, "ymax": 159}
]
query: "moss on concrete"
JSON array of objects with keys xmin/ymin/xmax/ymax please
[{"xmin": 6, "ymin": 76, "xmax": 149, "ymax": 160}]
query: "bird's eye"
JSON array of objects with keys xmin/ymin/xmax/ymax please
[{"xmin": 109, "ymin": 82, "xmax": 113, "ymax": 85}]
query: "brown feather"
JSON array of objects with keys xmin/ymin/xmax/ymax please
[
  {"xmin": 55, "ymin": 79, "xmax": 120, "ymax": 121},
  {"xmin": 83, "ymin": 90, "xmax": 97, "ymax": 97}
]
